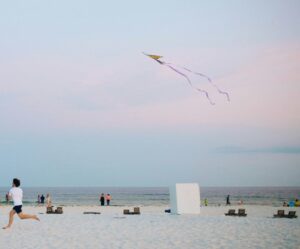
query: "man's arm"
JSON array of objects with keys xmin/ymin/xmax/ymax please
[{"xmin": 8, "ymin": 190, "xmax": 12, "ymax": 200}]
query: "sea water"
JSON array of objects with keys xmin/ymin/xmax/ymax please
[{"xmin": 0, "ymin": 187, "xmax": 299, "ymax": 207}]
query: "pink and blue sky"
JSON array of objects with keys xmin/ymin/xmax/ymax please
[{"xmin": 0, "ymin": 0, "xmax": 299, "ymax": 186}]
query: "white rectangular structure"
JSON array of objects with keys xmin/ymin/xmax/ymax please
[{"xmin": 169, "ymin": 183, "xmax": 200, "ymax": 214}]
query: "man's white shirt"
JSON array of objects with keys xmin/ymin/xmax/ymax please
[{"xmin": 9, "ymin": 187, "xmax": 23, "ymax": 206}]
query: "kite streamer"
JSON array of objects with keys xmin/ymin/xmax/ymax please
[
  {"xmin": 143, "ymin": 52, "xmax": 230, "ymax": 104},
  {"xmin": 165, "ymin": 64, "xmax": 215, "ymax": 105}
]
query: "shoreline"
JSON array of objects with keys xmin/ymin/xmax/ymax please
[
  {"xmin": 1, "ymin": 202, "xmax": 298, "ymax": 207},
  {"xmin": 1, "ymin": 204, "xmax": 299, "ymax": 213},
  {"xmin": 1, "ymin": 202, "xmax": 299, "ymax": 208}
]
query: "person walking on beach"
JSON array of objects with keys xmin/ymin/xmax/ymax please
[
  {"xmin": 3, "ymin": 178, "xmax": 39, "ymax": 229},
  {"xmin": 37, "ymin": 194, "xmax": 41, "ymax": 204},
  {"xmin": 106, "ymin": 194, "xmax": 111, "ymax": 206},
  {"xmin": 100, "ymin": 193, "xmax": 105, "ymax": 206},
  {"xmin": 226, "ymin": 195, "xmax": 231, "ymax": 205},
  {"xmin": 46, "ymin": 193, "xmax": 52, "ymax": 208},
  {"xmin": 40, "ymin": 194, "xmax": 45, "ymax": 204}
]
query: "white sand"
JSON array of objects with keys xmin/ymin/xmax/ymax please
[{"xmin": 0, "ymin": 205, "xmax": 299, "ymax": 249}]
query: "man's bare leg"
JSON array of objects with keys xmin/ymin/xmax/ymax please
[
  {"xmin": 18, "ymin": 212, "xmax": 40, "ymax": 221},
  {"xmin": 3, "ymin": 209, "xmax": 16, "ymax": 229}
]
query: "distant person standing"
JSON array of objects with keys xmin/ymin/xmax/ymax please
[
  {"xmin": 37, "ymin": 194, "xmax": 41, "ymax": 204},
  {"xmin": 100, "ymin": 193, "xmax": 105, "ymax": 206},
  {"xmin": 106, "ymin": 194, "xmax": 111, "ymax": 206},
  {"xmin": 226, "ymin": 195, "xmax": 231, "ymax": 205},
  {"xmin": 204, "ymin": 198, "xmax": 208, "ymax": 206},
  {"xmin": 46, "ymin": 194, "xmax": 52, "ymax": 208},
  {"xmin": 3, "ymin": 178, "xmax": 39, "ymax": 229},
  {"xmin": 289, "ymin": 200, "xmax": 295, "ymax": 207},
  {"xmin": 5, "ymin": 193, "xmax": 9, "ymax": 204},
  {"xmin": 40, "ymin": 195, "xmax": 45, "ymax": 204}
]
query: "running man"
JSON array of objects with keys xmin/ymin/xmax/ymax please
[{"xmin": 3, "ymin": 178, "xmax": 40, "ymax": 229}]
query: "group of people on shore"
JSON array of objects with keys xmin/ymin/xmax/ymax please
[
  {"xmin": 203, "ymin": 195, "xmax": 234, "ymax": 207},
  {"xmin": 283, "ymin": 199, "xmax": 300, "ymax": 207},
  {"xmin": 2, "ymin": 180, "xmax": 111, "ymax": 230},
  {"xmin": 203, "ymin": 195, "xmax": 244, "ymax": 206},
  {"xmin": 37, "ymin": 194, "xmax": 52, "ymax": 207},
  {"xmin": 100, "ymin": 193, "xmax": 111, "ymax": 206}
]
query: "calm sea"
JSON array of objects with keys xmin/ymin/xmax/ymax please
[{"xmin": 0, "ymin": 187, "xmax": 299, "ymax": 207}]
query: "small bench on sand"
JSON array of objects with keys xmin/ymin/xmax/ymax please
[
  {"xmin": 225, "ymin": 209, "xmax": 236, "ymax": 216},
  {"xmin": 225, "ymin": 209, "xmax": 247, "ymax": 217},
  {"xmin": 273, "ymin": 210, "xmax": 285, "ymax": 218},
  {"xmin": 47, "ymin": 206, "xmax": 63, "ymax": 214},
  {"xmin": 274, "ymin": 210, "xmax": 297, "ymax": 219},
  {"xmin": 123, "ymin": 207, "xmax": 141, "ymax": 215}
]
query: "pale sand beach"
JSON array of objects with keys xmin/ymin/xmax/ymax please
[{"xmin": 0, "ymin": 205, "xmax": 299, "ymax": 249}]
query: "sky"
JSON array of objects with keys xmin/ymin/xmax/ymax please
[{"xmin": 0, "ymin": 0, "xmax": 299, "ymax": 187}]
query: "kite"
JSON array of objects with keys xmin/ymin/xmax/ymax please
[{"xmin": 143, "ymin": 52, "xmax": 230, "ymax": 105}]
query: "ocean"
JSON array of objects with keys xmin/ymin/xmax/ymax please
[{"xmin": 0, "ymin": 186, "xmax": 299, "ymax": 207}]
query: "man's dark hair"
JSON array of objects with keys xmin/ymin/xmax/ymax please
[{"xmin": 13, "ymin": 178, "xmax": 21, "ymax": 187}]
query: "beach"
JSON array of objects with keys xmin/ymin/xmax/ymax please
[
  {"xmin": 1, "ymin": 1, "xmax": 299, "ymax": 248},
  {"xmin": 0, "ymin": 205, "xmax": 299, "ymax": 249}
]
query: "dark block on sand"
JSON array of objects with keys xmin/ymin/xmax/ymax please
[
  {"xmin": 237, "ymin": 209, "xmax": 247, "ymax": 216},
  {"xmin": 225, "ymin": 209, "xmax": 236, "ymax": 216},
  {"xmin": 55, "ymin": 207, "xmax": 63, "ymax": 214},
  {"xmin": 274, "ymin": 210, "xmax": 285, "ymax": 218},
  {"xmin": 46, "ymin": 207, "xmax": 54, "ymax": 214},
  {"xmin": 133, "ymin": 207, "xmax": 140, "ymax": 214},
  {"xmin": 286, "ymin": 211, "xmax": 297, "ymax": 218}
]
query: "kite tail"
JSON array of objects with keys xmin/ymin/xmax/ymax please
[
  {"xmin": 165, "ymin": 64, "xmax": 193, "ymax": 87},
  {"xmin": 167, "ymin": 63, "xmax": 230, "ymax": 102},
  {"xmin": 164, "ymin": 64, "xmax": 215, "ymax": 105},
  {"xmin": 196, "ymin": 88, "xmax": 215, "ymax": 105}
]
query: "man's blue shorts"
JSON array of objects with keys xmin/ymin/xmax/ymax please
[{"xmin": 13, "ymin": 205, "xmax": 22, "ymax": 214}]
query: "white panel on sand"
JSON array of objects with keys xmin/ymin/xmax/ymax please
[{"xmin": 169, "ymin": 183, "xmax": 200, "ymax": 214}]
